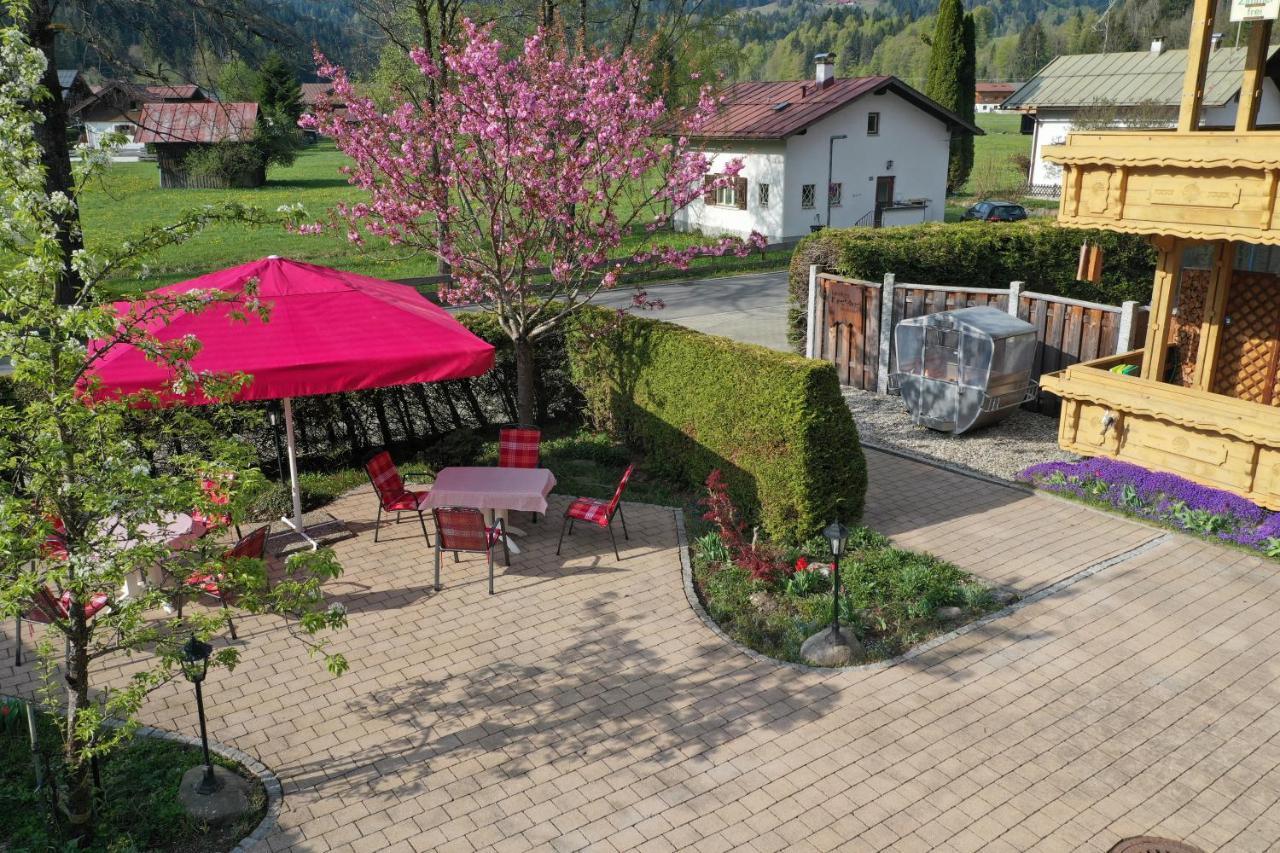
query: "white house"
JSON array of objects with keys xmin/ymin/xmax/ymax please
[
  {"xmin": 70, "ymin": 82, "xmax": 209, "ymax": 158},
  {"xmin": 674, "ymin": 55, "xmax": 982, "ymax": 243},
  {"xmin": 1003, "ymin": 38, "xmax": 1280, "ymax": 188}
]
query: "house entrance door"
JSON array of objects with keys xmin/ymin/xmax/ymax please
[{"xmin": 873, "ymin": 176, "xmax": 895, "ymax": 227}]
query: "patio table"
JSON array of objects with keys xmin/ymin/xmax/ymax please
[
  {"xmin": 426, "ymin": 467, "xmax": 556, "ymax": 555},
  {"xmin": 100, "ymin": 513, "xmax": 205, "ymax": 598}
]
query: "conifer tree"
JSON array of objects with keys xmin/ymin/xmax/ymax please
[
  {"xmin": 925, "ymin": 0, "xmax": 974, "ymax": 192},
  {"xmin": 255, "ymin": 51, "xmax": 304, "ymax": 123}
]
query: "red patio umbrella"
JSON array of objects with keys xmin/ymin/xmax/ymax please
[{"xmin": 90, "ymin": 256, "xmax": 496, "ymax": 544}]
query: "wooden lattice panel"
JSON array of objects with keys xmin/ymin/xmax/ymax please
[
  {"xmin": 1172, "ymin": 268, "xmax": 1209, "ymax": 387},
  {"xmin": 1214, "ymin": 271, "xmax": 1280, "ymax": 403}
]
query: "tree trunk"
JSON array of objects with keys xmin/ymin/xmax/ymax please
[
  {"xmin": 27, "ymin": 1, "xmax": 86, "ymax": 306},
  {"xmin": 63, "ymin": 613, "xmax": 95, "ymax": 840},
  {"xmin": 514, "ymin": 336, "xmax": 538, "ymax": 426}
]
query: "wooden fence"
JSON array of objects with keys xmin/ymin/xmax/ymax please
[{"xmin": 806, "ymin": 267, "xmax": 1146, "ymax": 412}]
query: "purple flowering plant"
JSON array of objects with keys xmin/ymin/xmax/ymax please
[{"xmin": 1019, "ymin": 458, "xmax": 1280, "ymax": 558}]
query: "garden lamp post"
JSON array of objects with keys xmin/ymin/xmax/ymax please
[
  {"xmin": 824, "ymin": 520, "xmax": 849, "ymax": 634},
  {"xmin": 180, "ymin": 634, "xmax": 220, "ymax": 795}
]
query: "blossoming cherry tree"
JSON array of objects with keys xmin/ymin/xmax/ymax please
[{"xmin": 303, "ymin": 21, "xmax": 764, "ymax": 424}]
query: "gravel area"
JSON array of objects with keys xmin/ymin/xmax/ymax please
[{"xmin": 844, "ymin": 388, "xmax": 1078, "ymax": 482}]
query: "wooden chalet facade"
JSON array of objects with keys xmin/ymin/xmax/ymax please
[{"xmin": 1038, "ymin": 0, "xmax": 1280, "ymax": 509}]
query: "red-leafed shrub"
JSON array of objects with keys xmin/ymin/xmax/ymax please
[{"xmin": 701, "ymin": 469, "xmax": 789, "ymax": 583}]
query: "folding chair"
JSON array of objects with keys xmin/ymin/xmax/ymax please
[
  {"xmin": 364, "ymin": 451, "xmax": 432, "ymax": 545},
  {"xmin": 178, "ymin": 523, "xmax": 270, "ymax": 640},
  {"xmin": 556, "ymin": 463, "xmax": 636, "ymax": 561},
  {"xmin": 432, "ymin": 506, "xmax": 509, "ymax": 595}
]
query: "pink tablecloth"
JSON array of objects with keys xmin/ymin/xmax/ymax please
[{"xmin": 426, "ymin": 467, "xmax": 556, "ymax": 514}]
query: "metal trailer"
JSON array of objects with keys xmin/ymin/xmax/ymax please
[{"xmin": 890, "ymin": 306, "xmax": 1038, "ymax": 434}]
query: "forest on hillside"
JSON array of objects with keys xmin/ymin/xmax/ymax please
[{"xmin": 45, "ymin": 0, "xmax": 1261, "ymax": 102}]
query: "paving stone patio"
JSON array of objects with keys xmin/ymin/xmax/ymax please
[{"xmin": 5, "ymin": 449, "xmax": 1280, "ymax": 852}]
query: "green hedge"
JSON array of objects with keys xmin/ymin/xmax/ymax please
[
  {"xmin": 565, "ymin": 307, "xmax": 866, "ymax": 543},
  {"xmin": 786, "ymin": 221, "xmax": 1158, "ymax": 349}
]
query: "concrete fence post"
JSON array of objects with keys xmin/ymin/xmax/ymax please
[
  {"xmin": 805, "ymin": 264, "xmax": 820, "ymax": 359},
  {"xmin": 1008, "ymin": 280, "xmax": 1024, "ymax": 317},
  {"xmin": 876, "ymin": 272, "xmax": 896, "ymax": 394},
  {"xmin": 1117, "ymin": 300, "xmax": 1140, "ymax": 353}
]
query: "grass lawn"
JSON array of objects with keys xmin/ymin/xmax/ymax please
[
  {"xmin": 0, "ymin": 700, "xmax": 266, "ymax": 852},
  {"xmin": 957, "ymin": 112, "xmax": 1030, "ymax": 200},
  {"xmin": 80, "ymin": 143, "xmax": 788, "ymax": 295}
]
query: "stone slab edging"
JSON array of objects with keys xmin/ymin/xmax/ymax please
[
  {"xmin": 675, "ymin": 505, "xmax": 1173, "ymax": 676},
  {"xmin": 0, "ymin": 697, "xmax": 282, "ymax": 853}
]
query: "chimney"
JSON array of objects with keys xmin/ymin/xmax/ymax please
[
  {"xmin": 815, "ymin": 53, "xmax": 835, "ymax": 88},
  {"xmin": 1211, "ymin": 32, "xmax": 1224, "ymax": 51},
  {"xmin": 1150, "ymin": 37, "xmax": 1165, "ymax": 56}
]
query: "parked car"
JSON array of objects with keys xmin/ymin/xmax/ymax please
[{"xmin": 962, "ymin": 200, "xmax": 1028, "ymax": 222}]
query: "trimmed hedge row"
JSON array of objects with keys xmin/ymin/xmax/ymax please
[
  {"xmin": 565, "ymin": 306, "xmax": 866, "ymax": 544},
  {"xmin": 786, "ymin": 221, "xmax": 1158, "ymax": 349}
]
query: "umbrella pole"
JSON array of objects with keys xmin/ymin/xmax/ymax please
[{"xmin": 280, "ymin": 397, "xmax": 318, "ymax": 550}]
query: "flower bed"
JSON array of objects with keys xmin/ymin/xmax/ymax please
[
  {"xmin": 1019, "ymin": 458, "xmax": 1280, "ymax": 558},
  {"xmin": 691, "ymin": 471, "xmax": 1008, "ymax": 666}
]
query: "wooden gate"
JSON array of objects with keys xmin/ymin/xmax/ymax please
[{"xmin": 817, "ymin": 274, "xmax": 880, "ymax": 390}]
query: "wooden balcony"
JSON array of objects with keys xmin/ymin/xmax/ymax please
[
  {"xmin": 1039, "ymin": 352, "xmax": 1280, "ymax": 509},
  {"xmin": 1043, "ymin": 131, "xmax": 1280, "ymax": 245}
]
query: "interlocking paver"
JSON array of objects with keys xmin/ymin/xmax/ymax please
[{"xmin": 4, "ymin": 450, "xmax": 1280, "ymax": 850}]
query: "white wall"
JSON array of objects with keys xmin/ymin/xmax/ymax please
[
  {"xmin": 84, "ymin": 119, "xmax": 147, "ymax": 156},
  {"xmin": 782, "ymin": 90, "xmax": 950, "ymax": 236},
  {"xmin": 1028, "ymin": 78, "xmax": 1280, "ymax": 187},
  {"xmin": 673, "ymin": 143, "xmax": 786, "ymax": 242}
]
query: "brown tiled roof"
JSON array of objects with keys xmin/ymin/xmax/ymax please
[
  {"xmin": 691, "ymin": 75, "xmax": 982, "ymax": 140},
  {"xmin": 976, "ymin": 82, "xmax": 1017, "ymax": 94},
  {"xmin": 143, "ymin": 84, "xmax": 206, "ymax": 101},
  {"xmin": 134, "ymin": 102, "xmax": 258, "ymax": 144},
  {"xmin": 301, "ymin": 82, "xmax": 340, "ymax": 106}
]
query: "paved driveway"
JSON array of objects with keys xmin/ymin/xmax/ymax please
[
  {"xmin": 450, "ymin": 271, "xmax": 793, "ymax": 353},
  {"xmin": 5, "ymin": 450, "xmax": 1280, "ymax": 852}
]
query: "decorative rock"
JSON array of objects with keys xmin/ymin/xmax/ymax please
[
  {"xmin": 936, "ymin": 606, "xmax": 963, "ymax": 621},
  {"xmin": 179, "ymin": 765, "xmax": 253, "ymax": 825},
  {"xmin": 749, "ymin": 592, "xmax": 777, "ymax": 615},
  {"xmin": 800, "ymin": 626, "xmax": 864, "ymax": 666}
]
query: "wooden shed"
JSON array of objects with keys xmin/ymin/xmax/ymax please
[
  {"xmin": 1038, "ymin": 0, "xmax": 1280, "ymax": 509},
  {"xmin": 133, "ymin": 102, "xmax": 262, "ymax": 189}
]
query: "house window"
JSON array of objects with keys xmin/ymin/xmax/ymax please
[
  {"xmin": 714, "ymin": 183, "xmax": 737, "ymax": 207},
  {"xmin": 829, "ymin": 182, "xmax": 843, "ymax": 207},
  {"xmin": 867, "ymin": 112, "xmax": 880, "ymax": 135},
  {"xmin": 758, "ymin": 183, "xmax": 770, "ymax": 208},
  {"xmin": 801, "ymin": 184, "xmax": 816, "ymax": 209}
]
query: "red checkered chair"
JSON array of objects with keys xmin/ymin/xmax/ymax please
[
  {"xmin": 498, "ymin": 425, "xmax": 542, "ymax": 523},
  {"xmin": 178, "ymin": 523, "xmax": 270, "ymax": 640},
  {"xmin": 498, "ymin": 425, "xmax": 541, "ymax": 469},
  {"xmin": 556, "ymin": 463, "xmax": 635, "ymax": 561},
  {"xmin": 364, "ymin": 451, "xmax": 432, "ymax": 545},
  {"xmin": 16, "ymin": 585, "xmax": 110, "ymax": 667},
  {"xmin": 192, "ymin": 473, "xmax": 242, "ymax": 539},
  {"xmin": 432, "ymin": 507, "xmax": 509, "ymax": 595}
]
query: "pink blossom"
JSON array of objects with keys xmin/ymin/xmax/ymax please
[{"xmin": 304, "ymin": 21, "xmax": 760, "ymax": 326}]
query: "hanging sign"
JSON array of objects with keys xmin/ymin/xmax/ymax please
[{"xmin": 1231, "ymin": 0, "xmax": 1280, "ymax": 22}]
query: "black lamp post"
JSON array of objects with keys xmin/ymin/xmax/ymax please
[
  {"xmin": 823, "ymin": 520, "xmax": 849, "ymax": 634},
  {"xmin": 179, "ymin": 634, "xmax": 220, "ymax": 795}
]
